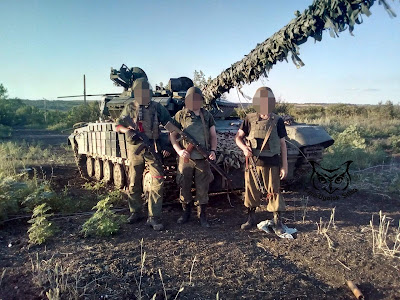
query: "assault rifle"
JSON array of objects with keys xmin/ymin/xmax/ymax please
[
  {"xmin": 164, "ymin": 121, "xmax": 233, "ymax": 188},
  {"xmin": 120, "ymin": 115, "xmax": 162, "ymax": 164}
]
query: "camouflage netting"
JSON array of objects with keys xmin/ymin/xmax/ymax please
[
  {"xmin": 216, "ymin": 132, "xmax": 245, "ymax": 170},
  {"xmin": 202, "ymin": 0, "xmax": 397, "ymax": 102}
]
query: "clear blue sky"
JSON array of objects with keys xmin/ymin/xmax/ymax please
[{"xmin": 0, "ymin": 0, "xmax": 399, "ymax": 104}]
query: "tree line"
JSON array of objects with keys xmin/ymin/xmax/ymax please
[{"xmin": 0, "ymin": 83, "xmax": 99, "ymax": 132}]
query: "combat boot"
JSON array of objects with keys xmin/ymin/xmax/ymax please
[
  {"xmin": 241, "ymin": 207, "xmax": 256, "ymax": 230},
  {"xmin": 146, "ymin": 217, "xmax": 164, "ymax": 231},
  {"xmin": 197, "ymin": 204, "xmax": 210, "ymax": 228},
  {"xmin": 127, "ymin": 211, "xmax": 143, "ymax": 224},
  {"xmin": 273, "ymin": 211, "xmax": 285, "ymax": 235},
  {"xmin": 177, "ymin": 202, "xmax": 192, "ymax": 224}
]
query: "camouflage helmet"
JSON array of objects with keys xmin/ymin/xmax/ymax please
[
  {"xmin": 131, "ymin": 67, "xmax": 148, "ymax": 81},
  {"xmin": 253, "ymin": 87, "xmax": 275, "ymax": 115},
  {"xmin": 185, "ymin": 87, "xmax": 204, "ymax": 111}
]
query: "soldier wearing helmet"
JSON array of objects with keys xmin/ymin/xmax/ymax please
[
  {"xmin": 116, "ymin": 76, "xmax": 172, "ymax": 231},
  {"xmin": 170, "ymin": 86, "xmax": 217, "ymax": 228},
  {"xmin": 235, "ymin": 87, "xmax": 288, "ymax": 234}
]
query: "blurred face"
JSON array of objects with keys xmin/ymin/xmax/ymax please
[
  {"xmin": 253, "ymin": 87, "xmax": 275, "ymax": 115},
  {"xmin": 185, "ymin": 92, "xmax": 203, "ymax": 111},
  {"xmin": 134, "ymin": 87, "xmax": 151, "ymax": 105}
]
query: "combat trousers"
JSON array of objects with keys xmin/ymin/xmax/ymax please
[
  {"xmin": 177, "ymin": 157, "xmax": 214, "ymax": 205},
  {"xmin": 244, "ymin": 165, "xmax": 285, "ymax": 212},
  {"xmin": 127, "ymin": 143, "xmax": 164, "ymax": 217}
]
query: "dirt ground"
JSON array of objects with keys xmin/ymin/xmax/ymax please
[{"xmin": 0, "ymin": 130, "xmax": 399, "ymax": 300}]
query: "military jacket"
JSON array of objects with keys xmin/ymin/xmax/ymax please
[
  {"xmin": 246, "ymin": 112, "xmax": 281, "ymax": 157},
  {"xmin": 174, "ymin": 108, "xmax": 215, "ymax": 160},
  {"xmin": 117, "ymin": 100, "xmax": 171, "ymax": 144}
]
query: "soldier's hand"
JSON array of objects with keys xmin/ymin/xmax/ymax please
[
  {"xmin": 280, "ymin": 166, "xmax": 288, "ymax": 180},
  {"xmin": 178, "ymin": 149, "xmax": 190, "ymax": 159},
  {"xmin": 209, "ymin": 150, "xmax": 216, "ymax": 160},
  {"xmin": 243, "ymin": 146, "xmax": 252, "ymax": 158},
  {"xmin": 126, "ymin": 129, "xmax": 140, "ymax": 142},
  {"xmin": 162, "ymin": 150, "xmax": 170, "ymax": 157}
]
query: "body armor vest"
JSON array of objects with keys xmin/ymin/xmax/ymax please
[
  {"xmin": 179, "ymin": 108, "xmax": 210, "ymax": 160},
  {"xmin": 131, "ymin": 101, "xmax": 160, "ymax": 140},
  {"xmin": 247, "ymin": 112, "xmax": 280, "ymax": 157}
]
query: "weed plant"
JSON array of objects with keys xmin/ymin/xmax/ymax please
[
  {"xmin": 28, "ymin": 204, "xmax": 58, "ymax": 245},
  {"xmin": 81, "ymin": 197, "xmax": 126, "ymax": 237},
  {"xmin": 0, "ymin": 142, "xmax": 75, "ymax": 221}
]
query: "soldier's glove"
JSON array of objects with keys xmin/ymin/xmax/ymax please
[{"xmin": 126, "ymin": 129, "xmax": 141, "ymax": 142}]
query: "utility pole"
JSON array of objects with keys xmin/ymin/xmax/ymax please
[
  {"xmin": 43, "ymin": 98, "xmax": 47, "ymax": 124},
  {"xmin": 83, "ymin": 74, "xmax": 87, "ymax": 105}
]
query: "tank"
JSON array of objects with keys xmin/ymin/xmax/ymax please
[{"xmin": 68, "ymin": 64, "xmax": 333, "ymax": 200}]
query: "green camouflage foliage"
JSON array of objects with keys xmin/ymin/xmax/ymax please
[{"xmin": 202, "ymin": 0, "xmax": 396, "ymax": 102}]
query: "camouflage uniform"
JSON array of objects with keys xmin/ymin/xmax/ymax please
[
  {"xmin": 243, "ymin": 112, "xmax": 286, "ymax": 212},
  {"xmin": 236, "ymin": 86, "xmax": 288, "ymax": 232},
  {"xmin": 174, "ymin": 107, "xmax": 215, "ymax": 205},
  {"xmin": 116, "ymin": 100, "xmax": 172, "ymax": 218}
]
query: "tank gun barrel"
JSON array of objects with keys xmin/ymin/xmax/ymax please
[
  {"xmin": 202, "ymin": 0, "xmax": 396, "ymax": 102},
  {"xmin": 58, "ymin": 93, "xmax": 120, "ymax": 99}
]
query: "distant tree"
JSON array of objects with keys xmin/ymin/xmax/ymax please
[
  {"xmin": 66, "ymin": 101, "xmax": 100, "ymax": 126},
  {"xmin": 193, "ymin": 70, "xmax": 212, "ymax": 90},
  {"xmin": 0, "ymin": 84, "xmax": 8, "ymax": 100}
]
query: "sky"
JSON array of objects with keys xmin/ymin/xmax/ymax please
[{"xmin": 0, "ymin": 0, "xmax": 399, "ymax": 105}]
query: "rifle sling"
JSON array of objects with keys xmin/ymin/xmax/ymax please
[{"xmin": 199, "ymin": 109, "xmax": 209, "ymax": 150}]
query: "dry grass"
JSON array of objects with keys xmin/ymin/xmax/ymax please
[
  {"xmin": 316, "ymin": 208, "xmax": 337, "ymax": 250},
  {"xmin": 301, "ymin": 196, "xmax": 309, "ymax": 224},
  {"xmin": 370, "ymin": 211, "xmax": 400, "ymax": 258},
  {"xmin": 0, "ymin": 269, "xmax": 6, "ymax": 288},
  {"xmin": 137, "ymin": 240, "xmax": 197, "ymax": 300},
  {"xmin": 30, "ymin": 253, "xmax": 80, "ymax": 300}
]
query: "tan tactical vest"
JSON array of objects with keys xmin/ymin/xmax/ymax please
[
  {"xmin": 247, "ymin": 112, "xmax": 280, "ymax": 157},
  {"xmin": 130, "ymin": 101, "xmax": 160, "ymax": 140},
  {"xmin": 178, "ymin": 108, "xmax": 210, "ymax": 159}
]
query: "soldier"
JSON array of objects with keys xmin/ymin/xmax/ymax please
[
  {"xmin": 170, "ymin": 87, "xmax": 217, "ymax": 228},
  {"xmin": 235, "ymin": 87, "xmax": 288, "ymax": 233},
  {"xmin": 116, "ymin": 78, "xmax": 172, "ymax": 231}
]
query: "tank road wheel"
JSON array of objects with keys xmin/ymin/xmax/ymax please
[
  {"xmin": 86, "ymin": 157, "xmax": 95, "ymax": 177},
  {"xmin": 94, "ymin": 159, "xmax": 103, "ymax": 181},
  {"xmin": 143, "ymin": 170, "xmax": 152, "ymax": 202},
  {"xmin": 103, "ymin": 160, "xmax": 113, "ymax": 183},
  {"xmin": 113, "ymin": 163, "xmax": 125, "ymax": 189}
]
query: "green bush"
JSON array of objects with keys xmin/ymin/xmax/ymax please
[
  {"xmin": 334, "ymin": 125, "xmax": 366, "ymax": 149},
  {"xmin": 0, "ymin": 124, "xmax": 11, "ymax": 138},
  {"xmin": 65, "ymin": 102, "xmax": 100, "ymax": 127},
  {"xmin": 276, "ymin": 101, "xmax": 295, "ymax": 116},
  {"xmin": 22, "ymin": 180, "xmax": 57, "ymax": 211},
  {"xmin": 234, "ymin": 106, "xmax": 256, "ymax": 119},
  {"xmin": 28, "ymin": 203, "xmax": 57, "ymax": 245},
  {"xmin": 292, "ymin": 105, "xmax": 325, "ymax": 120},
  {"xmin": 388, "ymin": 135, "xmax": 400, "ymax": 153},
  {"xmin": 0, "ymin": 175, "xmax": 35, "ymax": 222},
  {"xmin": 322, "ymin": 125, "xmax": 388, "ymax": 170},
  {"xmin": 81, "ymin": 197, "xmax": 126, "ymax": 237}
]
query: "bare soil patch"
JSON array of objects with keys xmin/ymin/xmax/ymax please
[{"xmin": 0, "ymin": 130, "xmax": 399, "ymax": 299}]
